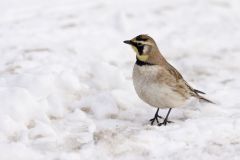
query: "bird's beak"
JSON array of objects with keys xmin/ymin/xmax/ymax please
[{"xmin": 123, "ymin": 40, "xmax": 133, "ymax": 45}]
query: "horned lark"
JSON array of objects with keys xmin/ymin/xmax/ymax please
[{"xmin": 124, "ymin": 34, "xmax": 213, "ymax": 126}]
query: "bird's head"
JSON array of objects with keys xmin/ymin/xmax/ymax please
[{"xmin": 124, "ymin": 34, "xmax": 160, "ymax": 64}]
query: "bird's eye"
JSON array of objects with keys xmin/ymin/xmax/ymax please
[{"xmin": 137, "ymin": 43, "xmax": 143, "ymax": 46}]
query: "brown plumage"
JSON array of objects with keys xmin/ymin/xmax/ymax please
[{"xmin": 124, "ymin": 34, "xmax": 214, "ymax": 126}]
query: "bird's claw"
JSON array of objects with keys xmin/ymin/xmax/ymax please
[
  {"xmin": 149, "ymin": 115, "xmax": 163, "ymax": 125},
  {"xmin": 158, "ymin": 120, "xmax": 174, "ymax": 126}
]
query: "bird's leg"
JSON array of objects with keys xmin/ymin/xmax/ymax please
[
  {"xmin": 158, "ymin": 108, "xmax": 173, "ymax": 126},
  {"xmin": 149, "ymin": 108, "xmax": 163, "ymax": 125}
]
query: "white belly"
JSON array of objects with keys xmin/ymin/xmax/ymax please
[{"xmin": 133, "ymin": 65, "xmax": 186, "ymax": 108}]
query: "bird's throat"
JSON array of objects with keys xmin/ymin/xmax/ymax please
[{"xmin": 136, "ymin": 54, "xmax": 149, "ymax": 61}]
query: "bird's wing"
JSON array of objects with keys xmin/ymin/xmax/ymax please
[
  {"xmin": 165, "ymin": 62, "xmax": 183, "ymax": 81},
  {"xmin": 159, "ymin": 62, "xmax": 214, "ymax": 103},
  {"xmin": 156, "ymin": 64, "xmax": 193, "ymax": 98},
  {"xmin": 164, "ymin": 62, "xmax": 201, "ymax": 94}
]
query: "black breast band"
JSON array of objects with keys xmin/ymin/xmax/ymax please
[{"xmin": 135, "ymin": 58, "xmax": 155, "ymax": 66}]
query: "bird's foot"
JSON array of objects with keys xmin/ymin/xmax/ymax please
[
  {"xmin": 158, "ymin": 119, "xmax": 173, "ymax": 126},
  {"xmin": 149, "ymin": 115, "xmax": 163, "ymax": 125}
]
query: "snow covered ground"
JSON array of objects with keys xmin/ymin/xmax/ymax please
[{"xmin": 0, "ymin": 0, "xmax": 240, "ymax": 159}]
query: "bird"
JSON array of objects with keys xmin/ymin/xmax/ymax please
[{"xmin": 123, "ymin": 34, "xmax": 214, "ymax": 126}]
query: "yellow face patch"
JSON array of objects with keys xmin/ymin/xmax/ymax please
[
  {"xmin": 131, "ymin": 46, "xmax": 149, "ymax": 61},
  {"xmin": 136, "ymin": 54, "xmax": 149, "ymax": 61},
  {"xmin": 131, "ymin": 46, "xmax": 138, "ymax": 53}
]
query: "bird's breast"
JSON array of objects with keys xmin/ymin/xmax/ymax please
[{"xmin": 132, "ymin": 64, "xmax": 187, "ymax": 108}]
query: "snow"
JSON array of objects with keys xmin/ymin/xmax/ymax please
[{"xmin": 0, "ymin": 0, "xmax": 240, "ymax": 159}]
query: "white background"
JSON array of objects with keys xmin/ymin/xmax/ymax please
[{"xmin": 0, "ymin": 0, "xmax": 240, "ymax": 159}]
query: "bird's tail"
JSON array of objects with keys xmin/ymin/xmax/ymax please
[{"xmin": 197, "ymin": 95, "xmax": 215, "ymax": 104}]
